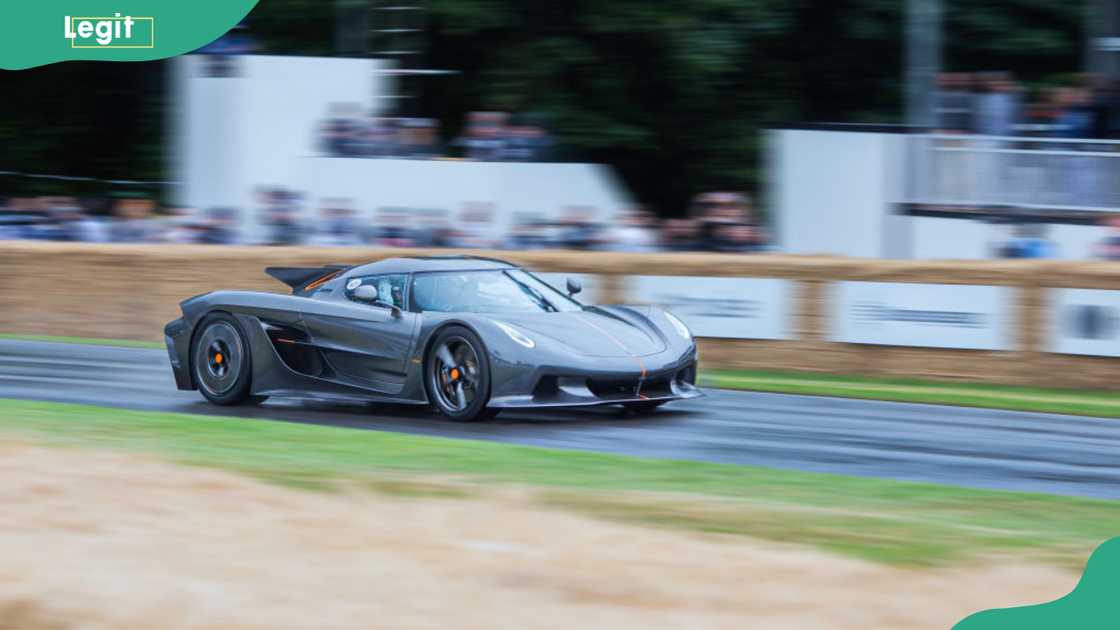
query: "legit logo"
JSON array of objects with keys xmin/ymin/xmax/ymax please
[{"xmin": 64, "ymin": 14, "xmax": 155, "ymax": 48}]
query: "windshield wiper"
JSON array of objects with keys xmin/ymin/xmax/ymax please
[{"xmin": 505, "ymin": 272, "xmax": 558, "ymax": 312}]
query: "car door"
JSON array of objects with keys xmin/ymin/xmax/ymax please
[{"xmin": 299, "ymin": 273, "xmax": 418, "ymax": 394}]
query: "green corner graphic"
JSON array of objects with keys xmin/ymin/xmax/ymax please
[
  {"xmin": 2, "ymin": 1, "xmax": 258, "ymax": 70},
  {"xmin": 954, "ymin": 537, "xmax": 1120, "ymax": 629}
]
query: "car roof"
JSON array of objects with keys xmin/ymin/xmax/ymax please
[{"xmin": 344, "ymin": 255, "xmax": 518, "ymax": 277}]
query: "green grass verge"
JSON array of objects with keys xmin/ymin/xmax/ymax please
[
  {"xmin": 0, "ymin": 398, "xmax": 1116, "ymax": 568},
  {"xmin": 703, "ymin": 370, "xmax": 1120, "ymax": 418},
  {"xmin": 0, "ymin": 333, "xmax": 163, "ymax": 349}
]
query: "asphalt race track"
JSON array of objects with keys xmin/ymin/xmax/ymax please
[{"xmin": 2, "ymin": 339, "xmax": 1119, "ymax": 499}]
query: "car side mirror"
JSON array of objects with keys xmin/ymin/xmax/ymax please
[
  {"xmin": 352, "ymin": 285, "xmax": 402, "ymax": 318},
  {"xmin": 566, "ymin": 277, "xmax": 582, "ymax": 296}
]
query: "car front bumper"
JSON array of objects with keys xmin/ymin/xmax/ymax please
[{"xmin": 486, "ymin": 347, "xmax": 701, "ymax": 409}]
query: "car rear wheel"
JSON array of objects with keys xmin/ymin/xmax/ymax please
[
  {"xmin": 426, "ymin": 326, "xmax": 493, "ymax": 422},
  {"xmin": 192, "ymin": 314, "xmax": 255, "ymax": 406}
]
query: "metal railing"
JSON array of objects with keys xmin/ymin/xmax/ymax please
[{"xmin": 906, "ymin": 134, "xmax": 1120, "ymax": 213}]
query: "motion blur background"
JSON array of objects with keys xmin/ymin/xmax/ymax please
[
  {"xmin": 8, "ymin": 4, "xmax": 1120, "ymax": 628},
  {"xmin": 4, "ymin": 0, "xmax": 1120, "ymax": 259}
]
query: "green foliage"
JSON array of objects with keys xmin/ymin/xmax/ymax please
[
  {"xmin": 423, "ymin": 0, "xmax": 1082, "ymax": 212},
  {"xmin": 247, "ymin": 0, "xmax": 335, "ymax": 56},
  {"xmin": 424, "ymin": 0, "xmax": 800, "ymax": 213},
  {"xmin": 0, "ymin": 61, "xmax": 166, "ymax": 195}
]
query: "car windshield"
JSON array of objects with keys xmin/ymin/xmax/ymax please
[{"xmin": 411, "ymin": 269, "xmax": 583, "ymax": 313}]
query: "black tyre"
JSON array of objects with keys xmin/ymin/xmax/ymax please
[
  {"xmin": 426, "ymin": 326, "xmax": 493, "ymax": 422},
  {"xmin": 623, "ymin": 401, "xmax": 666, "ymax": 415},
  {"xmin": 192, "ymin": 313, "xmax": 254, "ymax": 406}
]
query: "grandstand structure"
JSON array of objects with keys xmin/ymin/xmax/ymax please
[
  {"xmin": 773, "ymin": 0, "xmax": 1120, "ymax": 260},
  {"xmin": 772, "ymin": 125, "xmax": 1120, "ymax": 260},
  {"xmin": 168, "ymin": 52, "xmax": 631, "ymax": 243}
]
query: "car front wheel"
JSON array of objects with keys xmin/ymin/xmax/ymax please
[{"xmin": 426, "ymin": 326, "xmax": 493, "ymax": 422}]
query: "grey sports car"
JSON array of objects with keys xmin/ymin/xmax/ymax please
[{"xmin": 164, "ymin": 255, "xmax": 701, "ymax": 421}]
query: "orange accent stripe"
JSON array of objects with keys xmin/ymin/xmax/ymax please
[
  {"xmin": 577, "ymin": 314, "xmax": 647, "ymax": 379},
  {"xmin": 304, "ymin": 270, "xmax": 340, "ymax": 292}
]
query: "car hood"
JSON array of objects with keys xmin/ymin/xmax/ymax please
[{"xmin": 498, "ymin": 310, "xmax": 666, "ymax": 357}]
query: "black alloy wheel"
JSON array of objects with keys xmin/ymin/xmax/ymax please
[
  {"xmin": 426, "ymin": 326, "xmax": 495, "ymax": 421},
  {"xmin": 192, "ymin": 314, "xmax": 259, "ymax": 406}
]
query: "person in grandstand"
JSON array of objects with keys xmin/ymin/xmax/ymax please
[
  {"xmin": 1094, "ymin": 216, "xmax": 1120, "ymax": 260},
  {"xmin": 998, "ymin": 222, "xmax": 1059, "ymax": 259},
  {"xmin": 311, "ymin": 199, "xmax": 363, "ymax": 247},
  {"xmin": 609, "ymin": 207, "xmax": 659, "ymax": 253},
  {"xmin": 259, "ymin": 188, "xmax": 304, "ymax": 246},
  {"xmin": 107, "ymin": 195, "xmax": 159, "ymax": 243}
]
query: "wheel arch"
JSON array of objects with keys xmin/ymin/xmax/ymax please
[{"xmin": 419, "ymin": 320, "xmax": 487, "ymax": 365}]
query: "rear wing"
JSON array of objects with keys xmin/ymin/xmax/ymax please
[{"xmin": 265, "ymin": 265, "xmax": 349, "ymax": 294}]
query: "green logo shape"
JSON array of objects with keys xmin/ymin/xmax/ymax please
[
  {"xmin": 2, "ymin": 1, "xmax": 258, "ymax": 70},
  {"xmin": 954, "ymin": 537, "xmax": 1120, "ymax": 629}
]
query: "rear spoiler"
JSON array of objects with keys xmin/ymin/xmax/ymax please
[{"xmin": 265, "ymin": 265, "xmax": 349, "ymax": 294}]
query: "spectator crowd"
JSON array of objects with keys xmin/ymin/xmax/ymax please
[
  {"xmin": 320, "ymin": 107, "xmax": 555, "ymax": 162},
  {"xmin": 934, "ymin": 71, "xmax": 1120, "ymax": 138},
  {"xmin": 0, "ymin": 189, "xmax": 768, "ymax": 253},
  {"xmin": 928, "ymin": 71, "xmax": 1120, "ymax": 212}
]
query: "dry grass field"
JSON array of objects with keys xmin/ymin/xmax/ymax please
[{"xmin": 0, "ymin": 442, "xmax": 1077, "ymax": 630}]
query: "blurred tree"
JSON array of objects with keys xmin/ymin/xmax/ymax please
[
  {"xmin": 421, "ymin": 0, "xmax": 1081, "ymax": 215},
  {"xmin": 422, "ymin": 0, "xmax": 800, "ymax": 216},
  {"xmin": 0, "ymin": 61, "xmax": 165, "ymax": 195},
  {"xmin": 945, "ymin": 0, "xmax": 1083, "ymax": 82},
  {"xmin": 248, "ymin": 0, "xmax": 335, "ymax": 56}
]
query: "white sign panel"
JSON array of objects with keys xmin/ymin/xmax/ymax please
[
  {"xmin": 1049, "ymin": 289, "xmax": 1120, "ymax": 356},
  {"xmin": 831, "ymin": 282, "xmax": 1013, "ymax": 350},
  {"xmin": 625, "ymin": 276, "xmax": 793, "ymax": 340},
  {"xmin": 535, "ymin": 273, "xmax": 603, "ymax": 305}
]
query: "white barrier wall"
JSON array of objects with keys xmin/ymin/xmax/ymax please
[
  {"xmin": 771, "ymin": 128, "xmax": 907, "ymax": 258},
  {"xmin": 171, "ymin": 54, "xmax": 635, "ymax": 242},
  {"xmin": 1050, "ymin": 224, "xmax": 1109, "ymax": 260},
  {"xmin": 171, "ymin": 54, "xmax": 387, "ymax": 238},
  {"xmin": 771, "ymin": 127, "xmax": 1113, "ymax": 260},
  {"xmin": 905, "ymin": 217, "xmax": 1107, "ymax": 260},
  {"xmin": 908, "ymin": 217, "xmax": 991, "ymax": 259}
]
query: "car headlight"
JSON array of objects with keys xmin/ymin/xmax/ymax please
[
  {"xmin": 495, "ymin": 321, "xmax": 535, "ymax": 348},
  {"xmin": 664, "ymin": 311, "xmax": 692, "ymax": 340}
]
